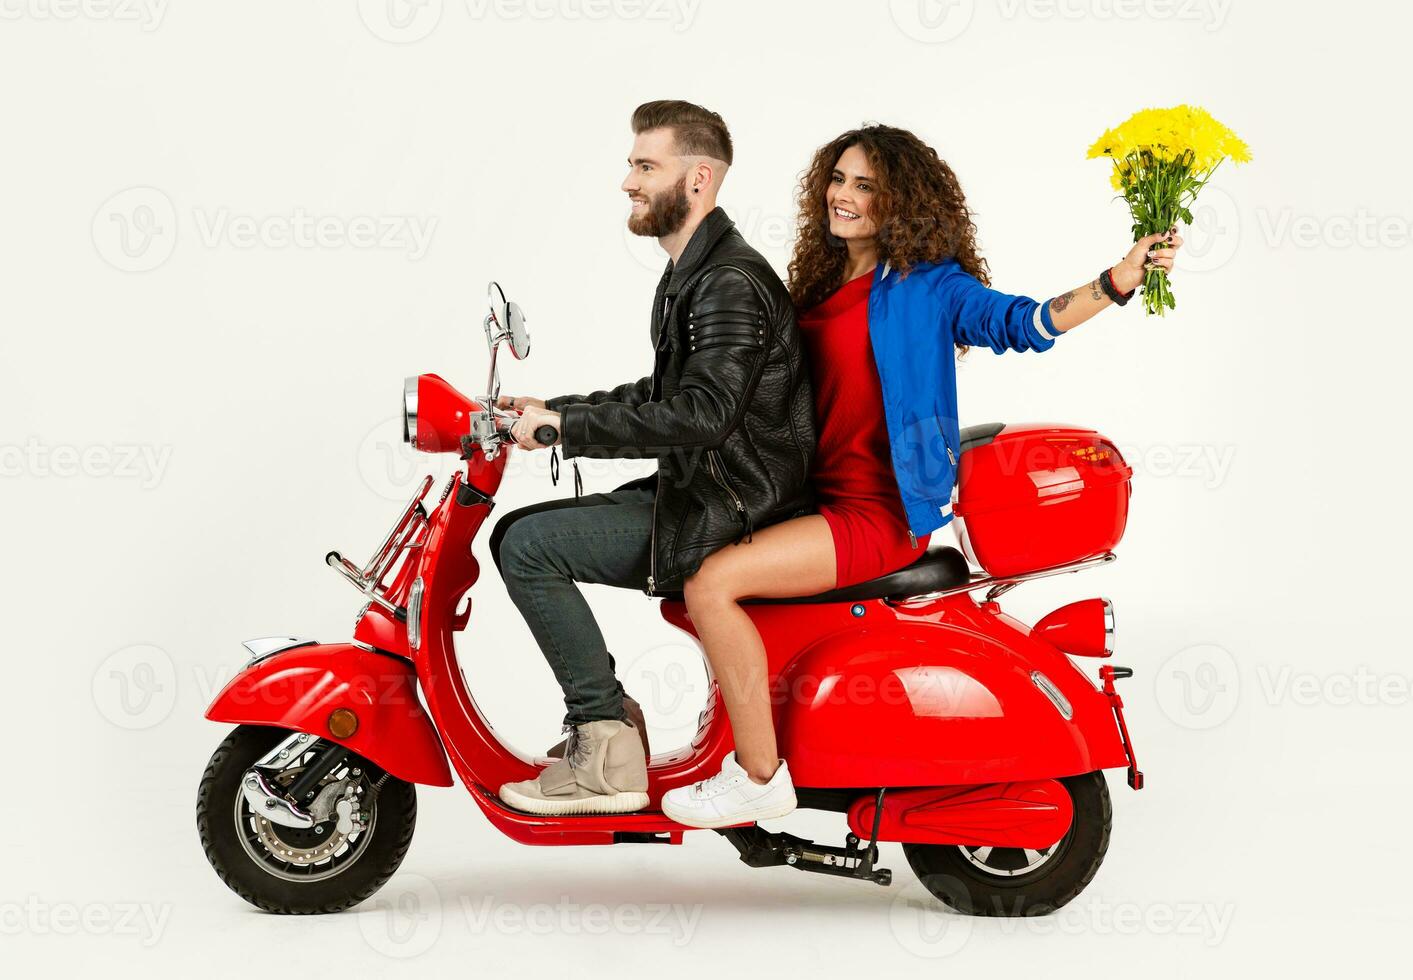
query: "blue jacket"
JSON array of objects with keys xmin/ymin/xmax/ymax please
[{"xmin": 866, "ymin": 258, "xmax": 1061, "ymax": 540}]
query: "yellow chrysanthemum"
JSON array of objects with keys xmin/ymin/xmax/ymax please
[
  {"xmin": 1090, "ymin": 104, "xmax": 1250, "ymax": 175},
  {"xmin": 1087, "ymin": 105, "xmax": 1249, "ymax": 315}
]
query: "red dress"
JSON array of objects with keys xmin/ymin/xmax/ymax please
[{"xmin": 799, "ymin": 271, "xmax": 931, "ymax": 587}]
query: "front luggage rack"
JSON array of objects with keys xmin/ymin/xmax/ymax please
[
  {"xmin": 885, "ymin": 552, "xmax": 1116, "ymax": 607},
  {"xmin": 325, "ymin": 474, "xmax": 433, "ymax": 615}
]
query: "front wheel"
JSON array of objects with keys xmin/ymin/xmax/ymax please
[
  {"xmin": 902, "ymin": 771, "xmax": 1112, "ymax": 916},
  {"xmin": 197, "ymin": 724, "xmax": 417, "ymax": 914}
]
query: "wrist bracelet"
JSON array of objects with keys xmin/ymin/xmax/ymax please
[{"xmin": 1099, "ymin": 267, "xmax": 1135, "ymax": 306}]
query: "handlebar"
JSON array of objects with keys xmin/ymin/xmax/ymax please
[{"xmin": 492, "ymin": 416, "xmax": 560, "ymax": 447}]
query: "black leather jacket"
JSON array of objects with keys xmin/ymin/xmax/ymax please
[{"xmin": 547, "ymin": 208, "xmax": 816, "ymax": 593}]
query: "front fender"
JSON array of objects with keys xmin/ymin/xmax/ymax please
[
  {"xmin": 776, "ymin": 619, "xmax": 1126, "ymax": 788},
  {"xmin": 205, "ymin": 643, "xmax": 452, "ymax": 786}
]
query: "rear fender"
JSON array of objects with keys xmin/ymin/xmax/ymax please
[
  {"xmin": 775, "ymin": 619, "xmax": 1127, "ymax": 787},
  {"xmin": 205, "ymin": 642, "xmax": 452, "ymax": 786}
]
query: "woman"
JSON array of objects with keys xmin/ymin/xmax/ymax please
[{"xmin": 659, "ymin": 125, "xmax": 1181, "ymax": 828}]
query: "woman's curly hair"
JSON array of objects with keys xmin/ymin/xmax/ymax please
[{"xmin": 787, "ymin": 125, "xmax": 989, "ymax": 350}]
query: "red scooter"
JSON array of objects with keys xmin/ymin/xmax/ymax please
[{"xmin": 197, "ymin": 283, "xmax": 1144, "ymax": 917}]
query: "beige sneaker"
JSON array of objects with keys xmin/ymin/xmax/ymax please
[
  {"xmin": 546, "ymin": 696, "xmax": 650, "ymax": 761},
  {"xmin": 499, "ymin": 719, "xmax": 649, "ymax": 816}
]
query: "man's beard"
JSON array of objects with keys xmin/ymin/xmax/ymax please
[{"xmin": 627, "ymin": 176, "xmax": 691, "ymax": 238}]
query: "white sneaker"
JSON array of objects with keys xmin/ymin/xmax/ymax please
[{"xmin": 660, "ymin": 752, "xmax": 796, "ymax": 829}]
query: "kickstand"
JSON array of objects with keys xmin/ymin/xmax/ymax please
[{"xmin": 845, "ymin": 787, "xmax": 888, "ymax": 881}]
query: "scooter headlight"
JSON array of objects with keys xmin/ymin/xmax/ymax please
[
  {"xmin": 1033, "ymin": 597, "xmax": 1113, "ymax": 658},
  {"xmin": 402, "ymin": 373, "xmax": 474, "ymax": 454}
]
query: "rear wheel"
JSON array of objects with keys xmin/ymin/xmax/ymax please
[
  {"xmin": 196, "ymin": 724, "xmax": 417, "ymax": 914},
  {"xmin": 902, "ymin": 771, "xmax": 1111, "ymax": 916}
]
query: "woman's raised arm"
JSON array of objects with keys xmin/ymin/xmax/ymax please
[{"xmin": 1048, "ymin": 229, "xmax": 1183, "ymax": 333}]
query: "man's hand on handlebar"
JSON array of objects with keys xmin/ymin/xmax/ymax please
[
  {"xmin": 496, "ymin": 395, "xmax": 547, "ymax": 412},
  {"xmin": 508, "ymin": 404, "xmax": 561, "ymax": 450}
]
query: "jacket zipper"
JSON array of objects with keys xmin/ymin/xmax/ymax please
[
  {"xmin": 647, "ymin": 293, "xmax": 673, "ymax": 594},
  {"xmin": 648, "ymin": 266, "xmax": 772, "ymax": 590},
  {"xmin": 708, "ymin": 449, "xmax": 751, "ymax": 541}
]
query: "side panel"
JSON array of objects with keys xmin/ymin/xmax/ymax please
[
  {"xmin": 205, "ymin": 643, "xmax": 453, "ymax": 786},
  {"xmin": 846, "ymin": 781, "xmax": 1074, "ymax": 848},
  {"xmin": 764, "ymin": 605, "xmax": 1128, "ymax": 788}
]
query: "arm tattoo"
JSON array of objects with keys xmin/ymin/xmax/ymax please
[
  {"xmin": 1050, "ymin": 291, "xmax": 1075, "ymax": 313},
  {"xmin": 1088, "ymin": 278, "xmax": 1103, "ymax": 301}
]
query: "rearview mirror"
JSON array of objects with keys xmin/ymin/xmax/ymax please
[{"xmin": 486, "ymin": 281, "xmax": 530, "ymax": 360}]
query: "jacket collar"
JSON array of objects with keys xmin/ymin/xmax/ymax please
[{"xmin": 663, "ymin": 206, "xmax": 736, "ymax": 296}]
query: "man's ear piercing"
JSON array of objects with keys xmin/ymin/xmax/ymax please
[{"xmin": 693, "ymin": 188, "xmax": 699, "ymax": 193}]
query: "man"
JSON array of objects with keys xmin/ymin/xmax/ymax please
[{"xmin": 493, "ymin": 100, "xmax": 815, "ymax": 816}]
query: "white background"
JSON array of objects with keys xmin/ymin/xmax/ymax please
[{"xmin": 2, "ymin": 0, "xmax": 1409, "ymax": 974}]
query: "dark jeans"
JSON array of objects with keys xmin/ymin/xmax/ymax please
[{"xmin": 490, "ymin": 487, "xmax": 656, "ymax": 726}]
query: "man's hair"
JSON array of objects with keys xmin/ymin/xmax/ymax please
[{"xmin": 630, "ymin": 100, "xmax": 733, "ymax": 165}]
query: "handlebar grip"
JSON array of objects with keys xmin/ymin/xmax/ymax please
[{"xmin": 533, "ymin": 424, "xmax": 560, "ymax": 447}]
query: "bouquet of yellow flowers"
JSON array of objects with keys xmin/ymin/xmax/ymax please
[{"xmin": 1088, "ymin": 105, "xmax": 1251, "ymax": 315}]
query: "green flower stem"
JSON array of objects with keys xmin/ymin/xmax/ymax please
[{"xmin": 1112, "ymin": 147, "xmax": 1218, "ymax": 316}]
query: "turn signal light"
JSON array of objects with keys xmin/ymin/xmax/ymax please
[
  {"xmin": 328, "ymin": 708, "xmax": 360, "ymax": 739},
  {"xmin": 1033, "ymin": 598, "xmax": 1113, "ymax": 658}
]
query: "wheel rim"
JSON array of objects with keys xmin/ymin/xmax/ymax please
[
  {"xmin": 956, "ymin": 842, "xmax": 1062, "ymax": 877},
  {"xmin": 232, "ymin": 757, "xmax": 378, "ymax": 884}
]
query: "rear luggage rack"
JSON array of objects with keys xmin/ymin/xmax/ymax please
[{"xmin": 885, "ymin": 551, "xmax": 1116, "ymax": 607}]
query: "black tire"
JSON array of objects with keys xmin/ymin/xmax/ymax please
[
  {"xmin": 902, "ymin": 771, "xmax": 1112, "ymax": 917},
  {"xmin": 196, "ymin": 724, "xmax": 417, "ymax": 914}
]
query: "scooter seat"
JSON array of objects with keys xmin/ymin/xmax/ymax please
[{"xmin": 738, "ymin": 546, "xmax": 971, "ymax": 605}]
